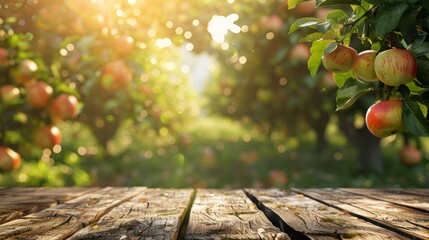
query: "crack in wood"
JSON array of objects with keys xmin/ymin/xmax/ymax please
[
  {"xmin": 293, "ymin": 189, "xmax": 424, "ymax": 240},
  {"xmin": 177, "ymin": 188, "xmax": 196, "ymax": 240},
  {"xmin": 243, "ymin": 189, "xmax": 310, "ymax": 240}
]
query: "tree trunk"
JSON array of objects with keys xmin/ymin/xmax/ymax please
[{"xmin": 338, "ymin": 114, "xmax": 384, "ymax": 173}]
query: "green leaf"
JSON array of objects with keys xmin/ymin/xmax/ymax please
[
  {"xmin": 374, "ymin": 3, "xmax": 409, "ymax": 37},
  {"xmin": 398, "ymin": 7, "xmax": 417, "ymax": 45},
  {"xmin": 289, "ymin": 17, "xmax": 321, "ymax": 34},
  {"xmin": 336, "ymin": 78, "xmax": 375, "ymax": 111},
  {"xmin": 308, "ymin": 39, "xmax": 332, "ymax": 77},
  {"xmin": 403, "ymin": 99, "xmax": 429, "ymax": 136},
  {"xmin": 323, "ymin": 42, "xmax": 338, "ymax": 55},
  {"xmin": 326, "ymin": 9, "xmax": 349, "ymax": 25},
  {"xmin": 416, "ymin": 59, "xmax": 429, "ymax": 86},
  {"xmin": 411, "ymin": 42, "xmax": 429, "ymax": 57},
  {"xmin": 333, "ymin": 71, "xmax": 354, "ymax": 88},
  {"xmin": 318, "ymin": 0, "xmax": 360, "ymax": 7},
  {"xmin": 421, "ymin": 1, "xmax": 429, "ymax": 12},
  {"xmin": 288, "ymin": 0, "xmax": 306, "ymax": 9},
  {"xmin": 300, "ymin": 32, "xmax": 325, "ymax": 42}
]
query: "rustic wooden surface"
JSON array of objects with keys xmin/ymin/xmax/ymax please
[{"xmin": 0, "ymin": 187, "xmax": 427, "ymax": 240}]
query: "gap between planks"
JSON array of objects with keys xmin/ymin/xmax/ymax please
[{"xmin": 293, "ymin": 188, "xmax": 429, "ymax": 240}]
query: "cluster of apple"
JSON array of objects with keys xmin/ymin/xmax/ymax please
[
  {"xmin": 0, "ymin": 47, "xmax": 79, "ymax": 172},
  {"xmin": 322, "ymin": 43, "xmax": 417, "ymax": 138}
]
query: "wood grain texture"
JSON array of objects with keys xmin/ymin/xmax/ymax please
[
  {"xmin": 341, "ymin": 188, "xmax": 429, "ymax": 212},
  {"xmin": 69, "ymin": 188, "xmax": 194, "ymax": 240},
  {"xmin": 294, "ymin": 188, "xmax": 429, "ymax": 239},
  {"xmin": 247, "ymin": 188, "xmax": 408, "ymax": 240},
  {"xmin": 0, "ymin": 187, "xmax": 143, "ymax": 240},
  {"xmin": 0, "ymin": 187, "xmax": 97, "ymax": 225},
  {"xmin": 185, "ymin": 189, "xmax": 289, "ymax": 240}
]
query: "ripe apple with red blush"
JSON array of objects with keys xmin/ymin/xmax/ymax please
[
  {"xmin": 50, "ymin": 93, "xmax": 79, "ymax": 121},
  {"xmin": 268, "ymin": 170, "xmax": 288, "ymax": 186},
  {"xmin": 0, "ymin": 48, "xmax": 9, "ymax": 68},
  {"xmin": 0, "ymin": 147, "xmax": 21, "ymax": 172},
  {"xmin": 0, "ymin": 85, "xmax": 21, "ymax": 104},
  {"xmin": 33, "ymin": 125, "xmax": 62, "ymax": 149},
  {"xmin": 26, "ymin": 81, "xmax": 53, "ymax": 107},
  {"xmin": 100, "ymin": 60, "xmax": 133, "ymax": 91},
  {"xmin": 292, "ymin": 0, "xmax": 316, "ymax": 17},
  {"xmin": 365, "ymin": 100, "xmax": 403, "ymax": 138},
  {"xmin": 288, "ymin": 43, "xmax": 311, "ymax": 63},
  {"xmin": 352, "ymin": 50, "xmax": 379, "ymax": 82},
  {"xmin": 113, "ymin": 35, "xmax": 134, "ymax": 56},
  {"xmin": 11, "ymin": 59, "xmax": 38, "ymax": 85},
  {"xmin": 374, "ymin": 49, "xmax": 417, "ymax": 86},
  {"xmin": 399, "ymin": 145, "xmax": 422, "ymax": 165},
  {"xmin": 259, "ymin": 14, "xmax": 283, "ymax": 33},
  {"xmin": 322, "ymin": 43, "xmax": 357, "ymax": 73}
]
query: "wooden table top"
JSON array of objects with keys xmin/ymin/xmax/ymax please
[{"xmin": 0, "ymin": 187, "xmax": 428, "ymax": 239}]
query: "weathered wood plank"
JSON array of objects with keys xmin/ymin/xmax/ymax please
[
  {"xmin": 294, "ymin": 188, "xmax": 429, "ymax": 240},
  {"xmin": 0, "ymin": 187, "xmax": 97, "ymax": 224},
  {"xmin": 0, "ymin": 187, "xmax": 143, "ymax": 239},
  {"xmin": 69, "ymin": 188, "xmax": 194, "ymax": 239},
  {"xmin": 185, "ymin": 189, "xmax": 289, "ymax": 240},
  {"xmin": 341, "ymin": 188, "xmax": 429, "ymax": 213},
  {"xmin": 247, "ymin": 188, "xmax": 408, "ymax": 240}
]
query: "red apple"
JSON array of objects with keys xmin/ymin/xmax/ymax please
[
  {"xmin": 100, "ymin": 60, "xmax": 133, "ymax": 91},
  {"xmin": 259, "ymin": 14, "xmax": 283, "ymax": 33},
  {"xmin": 33, "ymin": 125, "xmax": 62, "ymax": 149},
  {"xmin": 374, "ymin": 49, "xmax": 417, "ymax": 86},
  {"xmin": 268, "ymin": 170, "xmax": 288, "ymax": 186},
  {"xmin": 294, "ymin": 0, "xmax": 316, "ymax": 17},
  {"xmin": 0, "ymin": 147, "xmax": 21, "ymax": 172},
  {"xmin": 399, "ymin": 145, "xmax": 422, "ymax": 165},
  {"xmin": 50, "ymin": 93, "xmax": 79, "ymax": 120},
  {"xmin": 26, "ymin": 81, "xmax": 53, "ymax": 107},
  {"xmin": 365, "ymin": 100, "xmax": 403, "ymax": 138},
  {"xmin": 322, "ymin": 43, "xmax": 357, "ymax": 73},
  {"xmin": 288, "ymin": 43, "xmax": 311, "ymax": 62},
  {"xmin": 0, "ymin": 85, "xmax": 21, "ymax": 104},
  {"xmin": 319, "ymin": 71, "xmax": 336, "ymax": 89},
  {"xmin": 316, "ymin": 8, "xmax": 331, "ymax": 21},
  {"xmin": 11, "ymin": 59, "xmax": 38, "ymax": 85},
  {"xmin": 352, "ymin": 50, "xmax": 379, "ymax": 82},
  {"xmin": 113, "ymin": 35, "xmax": 134, "ymax": 56},
  {"xmin": 0, "ymin": 48, "xmax": 9, "ymax": 68}
]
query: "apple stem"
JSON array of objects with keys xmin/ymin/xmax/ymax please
[
  {"xmin": 376, "ymin": 81, "xmax": 384, "ymax": 101},
  {"xmin": 383, "ymin": 84, "xmax": 393, "ymax": 100}
]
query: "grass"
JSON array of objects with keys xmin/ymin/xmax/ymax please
[{"xmin": 0, "ymin": 115, "xmax": 428, "ymax": 188}]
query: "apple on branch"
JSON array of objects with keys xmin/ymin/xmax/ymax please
[
  {"xmin": 112, "ymin": 35, "xmax": 134, "ymax": 56},
  {"xmin": 322, "ymin": 43, "xmax": 357, "ymax": 73},
  {"xmin": 0, "ymin": 47, "xmax": 10, "ymax": 68},
  {"xmin": 0, "ymin": 147, "xmax": 21, "ymax": 172},
  {"xmin": 50, "ymin": 93, "xmax": 79, "ymax": 121},
  {"xmin": 10, "ymin": 59, "xmax": 38, "ymax": 85},
  {"xmin": 33, "ymin": 125, "xmax": 62, "ymax": 149},
  {"xmin": 374, "ymin": 48, "xmax": 417, "ymax": 86},
  {"xmin": 100, "ymin": 60, "xmax": 133, "ymax": 91},
  {"xmin": 352, "ymin": 50, "xmax": 379, "ymax": 82},
  {"xmin": 26, "ymin": 81, "xmax": 53, "ymax": 107},
  {"xmin": 0, "ymin": 85, "xmax": 21, "ymax": 105},
  {"xmin": 399, "ymin": 145, "xmax": 422, "ymax": 165},
  {"xmin": 365, "ymin": 100, "xmax": 403, "ymax": 138}
]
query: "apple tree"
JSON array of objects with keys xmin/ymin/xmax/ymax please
[
  {"xmin": 0, "ymin": 16, "xmax": 79, "ymax": 172},
  {"xmin": 290, "ymin": 0, "xmax": 429, "ymax": 169},
  {"xmin": 0, "ymin": 0, "xmax": 198, "ymax": 176}
]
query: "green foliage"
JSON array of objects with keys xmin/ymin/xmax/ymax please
[{"xmin": 293, "ymin": 0, "xmax": 429, "ymax": 137}]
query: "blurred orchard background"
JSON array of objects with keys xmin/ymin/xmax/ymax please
[{"xmin": 0, "ymin": 0, "xmax": 428, "ymax": 188}]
